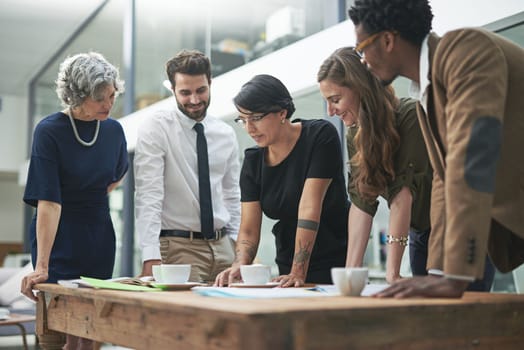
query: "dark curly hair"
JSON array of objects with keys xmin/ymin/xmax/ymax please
[{"xmin": 348, "ymin": 0, "xmax": 433, "ymax": 46}]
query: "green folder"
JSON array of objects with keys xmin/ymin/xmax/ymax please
[{"xmin": 80, "ymin": 276, "xmax": 162, "ymax": 292}]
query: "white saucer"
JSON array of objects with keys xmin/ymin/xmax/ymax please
[
  {"xmin": 229, "ymin": 282, "xmax": 280, "ymax": 288},
  {"xmin": 151, "ymin": 282, "xmax": 208, "ymax": 290}
]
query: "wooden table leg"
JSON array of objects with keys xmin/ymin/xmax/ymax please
[{"xmin": 36, "ymin": 291, "xmax": 66, "ymax": 350}]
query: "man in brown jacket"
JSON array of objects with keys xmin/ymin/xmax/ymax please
[{"xmin": 348, "ymin": 0, "xmax": 524, "ymax": 297}]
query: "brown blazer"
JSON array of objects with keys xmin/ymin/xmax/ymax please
[{"xmin": 417, "ymin": 29, "xmax": 524, "ymax": 278}]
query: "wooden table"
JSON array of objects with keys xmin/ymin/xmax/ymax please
[
  {"xmin": 0, "ymin": 313, "xmax": 36, "ymax": 350},
  {"xmin": 35, "ymin": 284, "xmax": 524, "ymax": 350}
]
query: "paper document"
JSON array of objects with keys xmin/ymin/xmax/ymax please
[
  {"xmin": 192, "ymin": 286, "xmax": 332, "ymax": 298},
  {"xmin": 192, "ymin": 283, "xmax": 389, "ymax": 298},
  {"xmin": 361, "ymin": 283, "xmax": 389, "ymax": 296},
  {"xmin": 57, "ymin": 277, "xmax": 161, "ymax": 292}
]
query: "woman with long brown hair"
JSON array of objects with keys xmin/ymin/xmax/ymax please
[{"xmin": 318, "ymin": 47, "xmax": 431, "ymax": 283}]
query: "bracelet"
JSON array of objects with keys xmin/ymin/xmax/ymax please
[{"xmin": 386, "ymin": 234, "xmax": 408, "ymax": 246}]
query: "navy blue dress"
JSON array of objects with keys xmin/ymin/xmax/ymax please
[{"xmin": 23, "ymin": 112, "xmax": 128, "ymax": 283}]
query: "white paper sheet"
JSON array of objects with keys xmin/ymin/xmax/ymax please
[
  {"xmin": 191, "ymin": 283, "xmax": 389, "ymax": 298},
  {"xmin": 192, "ymin": 286, "xmax": 331, "ymax": 298}
]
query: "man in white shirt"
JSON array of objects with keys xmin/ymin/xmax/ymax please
[{"xmin": 135, "ymin": 50, "xmax": 240, "ymax": 282}]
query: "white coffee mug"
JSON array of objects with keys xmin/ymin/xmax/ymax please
[
  {"xmin": 160, "ymin": 264, "xmax": 191, "ymax": 284},
  {"xmin": 331, "ymin": 267, "xmax": 368, "ymax": 296},
  {"xmin": 152, "ymin": 264, "xmax": 163, "ymax": 283},
  {"xmin": 240, "ymin": 264, "xmax": 271, "ymax": 285}
]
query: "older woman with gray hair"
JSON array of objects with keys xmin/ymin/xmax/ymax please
[{"xmin": 21, "ymin": 52, "xmax": 128, "ymax": 349}]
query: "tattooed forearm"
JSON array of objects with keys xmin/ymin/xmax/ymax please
[
  {"xmin": 293, "ymin": 240, "xmax": 312, "ymax": 274},
  {"xmin": 297, "ymin": 219, "xmax": 319, "ymax": 232},
  {"xmin": 234, "ymin": 239, "xmax": 258, "ymax": 264}
]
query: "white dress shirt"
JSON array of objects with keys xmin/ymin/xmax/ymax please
[
  {"xmin": 408, "ymin": 35, "xmax": 431, "ymax": 113},
  {"xmin": 135, "ymin": 101, "xmax": 241, "ymax": 262}
]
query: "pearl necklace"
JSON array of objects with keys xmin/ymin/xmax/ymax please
[{"xmin": 67, "ymin": 108, "xmax": 100, "ymax": 147}]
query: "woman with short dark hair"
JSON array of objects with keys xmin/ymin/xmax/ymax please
[{"xmin": 215, "ymin": 74, "xmax": 349, "ymax": 287}]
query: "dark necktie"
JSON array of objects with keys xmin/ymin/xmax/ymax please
[{"xmin": 194, "ymin": 123, "xmax": 214, "ymax": 238}]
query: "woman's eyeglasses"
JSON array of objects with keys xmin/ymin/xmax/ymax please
[{"xmin": 234, "ymin": 111, "xmax": 274, "ymax": 126}]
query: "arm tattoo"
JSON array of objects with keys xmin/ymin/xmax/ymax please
[
  {"xmin": 297, "ymin": 219, "xmax": 319, "ymax": 232},
  {"xmin": 233, "ymin": 239, "xmax": 258, "ymax": 264},
  {"xmin": 293, "ymin": 240, "xmax": 312, "ymax": 274}
]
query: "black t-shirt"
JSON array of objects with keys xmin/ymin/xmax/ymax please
[{"xmin": 240, "ymin": 119, "xmax": 349, "ymax": 277}]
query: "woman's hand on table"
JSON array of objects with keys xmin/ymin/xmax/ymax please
[
  {"xmin": 273, "ymin": 273, "xmax": 305, "ymax": 287},
  {"xmin": 214, "ymin": 266, "xmax": 241, "ymax": 287},
  {"xmin": 21, "ymin": 267, "xmax": 48, "ymax": 301}
]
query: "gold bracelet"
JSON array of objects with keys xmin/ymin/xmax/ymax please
[{"xmin": 386, "ymin": 234, "xmax": 408, "ymax": 246}]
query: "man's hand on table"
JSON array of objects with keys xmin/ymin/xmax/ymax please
[
  {"xmin": 374, "ymin": 274, "xmax": 469, "ymax": 298},
  {"xmin": 139, "ymin": 259, "xmax": 161, "ymax": 278}
]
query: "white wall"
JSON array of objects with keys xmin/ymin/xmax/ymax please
[
  {"xmin": 0, "ymin": 95, "xmax": 27, "ymax": 243},
  {"xmin": 430, "ymin": 0, "xmax": 524, "ymax": 34},
  {"xmin": 0, "ymin": 94, "xmax": 28, "ymax": 173},
  {"xmin": 0, "ymin": 175, "xmax": 25, "ymax": 242}
]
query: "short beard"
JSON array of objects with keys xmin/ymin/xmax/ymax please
[{"xmin": 177, "ymin": 96, "xmax": 211, "ymax": 121}]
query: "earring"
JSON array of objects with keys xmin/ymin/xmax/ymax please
[{"xmin": 281, "ymin": 119, "xmax": 285, "ymax": 124}]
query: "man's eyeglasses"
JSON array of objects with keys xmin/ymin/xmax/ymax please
[
  {"xmin": 234, "ymin": 111, "xmax": 273, "ymax": 126},
  {"xmin": 354, "ymin": 30, "xmax": 398, "ymax": 58}
]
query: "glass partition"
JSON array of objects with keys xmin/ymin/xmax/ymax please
[
  {"xmin": 32, "ymin": 0, "xmax": 335, "ymax": 124},
  {"xmin": 134, "ymin": 0, "xmax": 333, "ymax": 111},
  {"xmin": 33, "ymin": 0, "xmax": 124, "ymax": 122}
]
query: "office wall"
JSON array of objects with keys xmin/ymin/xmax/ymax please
[
  {"xmin": 0, "ymin": 175, "xmax": 25, "ymax": 242},
  {"xmin": 0, "ymin": 95, "xmax": 27, "ymax": 244},
  {"xmin": 0, "ymin": 94, "xmax": 28, "ymax": 173}
]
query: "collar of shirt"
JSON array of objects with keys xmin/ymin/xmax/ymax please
[{"xmin": 408, "ymin": 34, "xmax": 430, "ymax": 113}]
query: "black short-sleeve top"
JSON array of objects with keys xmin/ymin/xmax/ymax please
[{"xmin": 240, "ymin": 118, "xmax": 349, "ymax": 270}]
